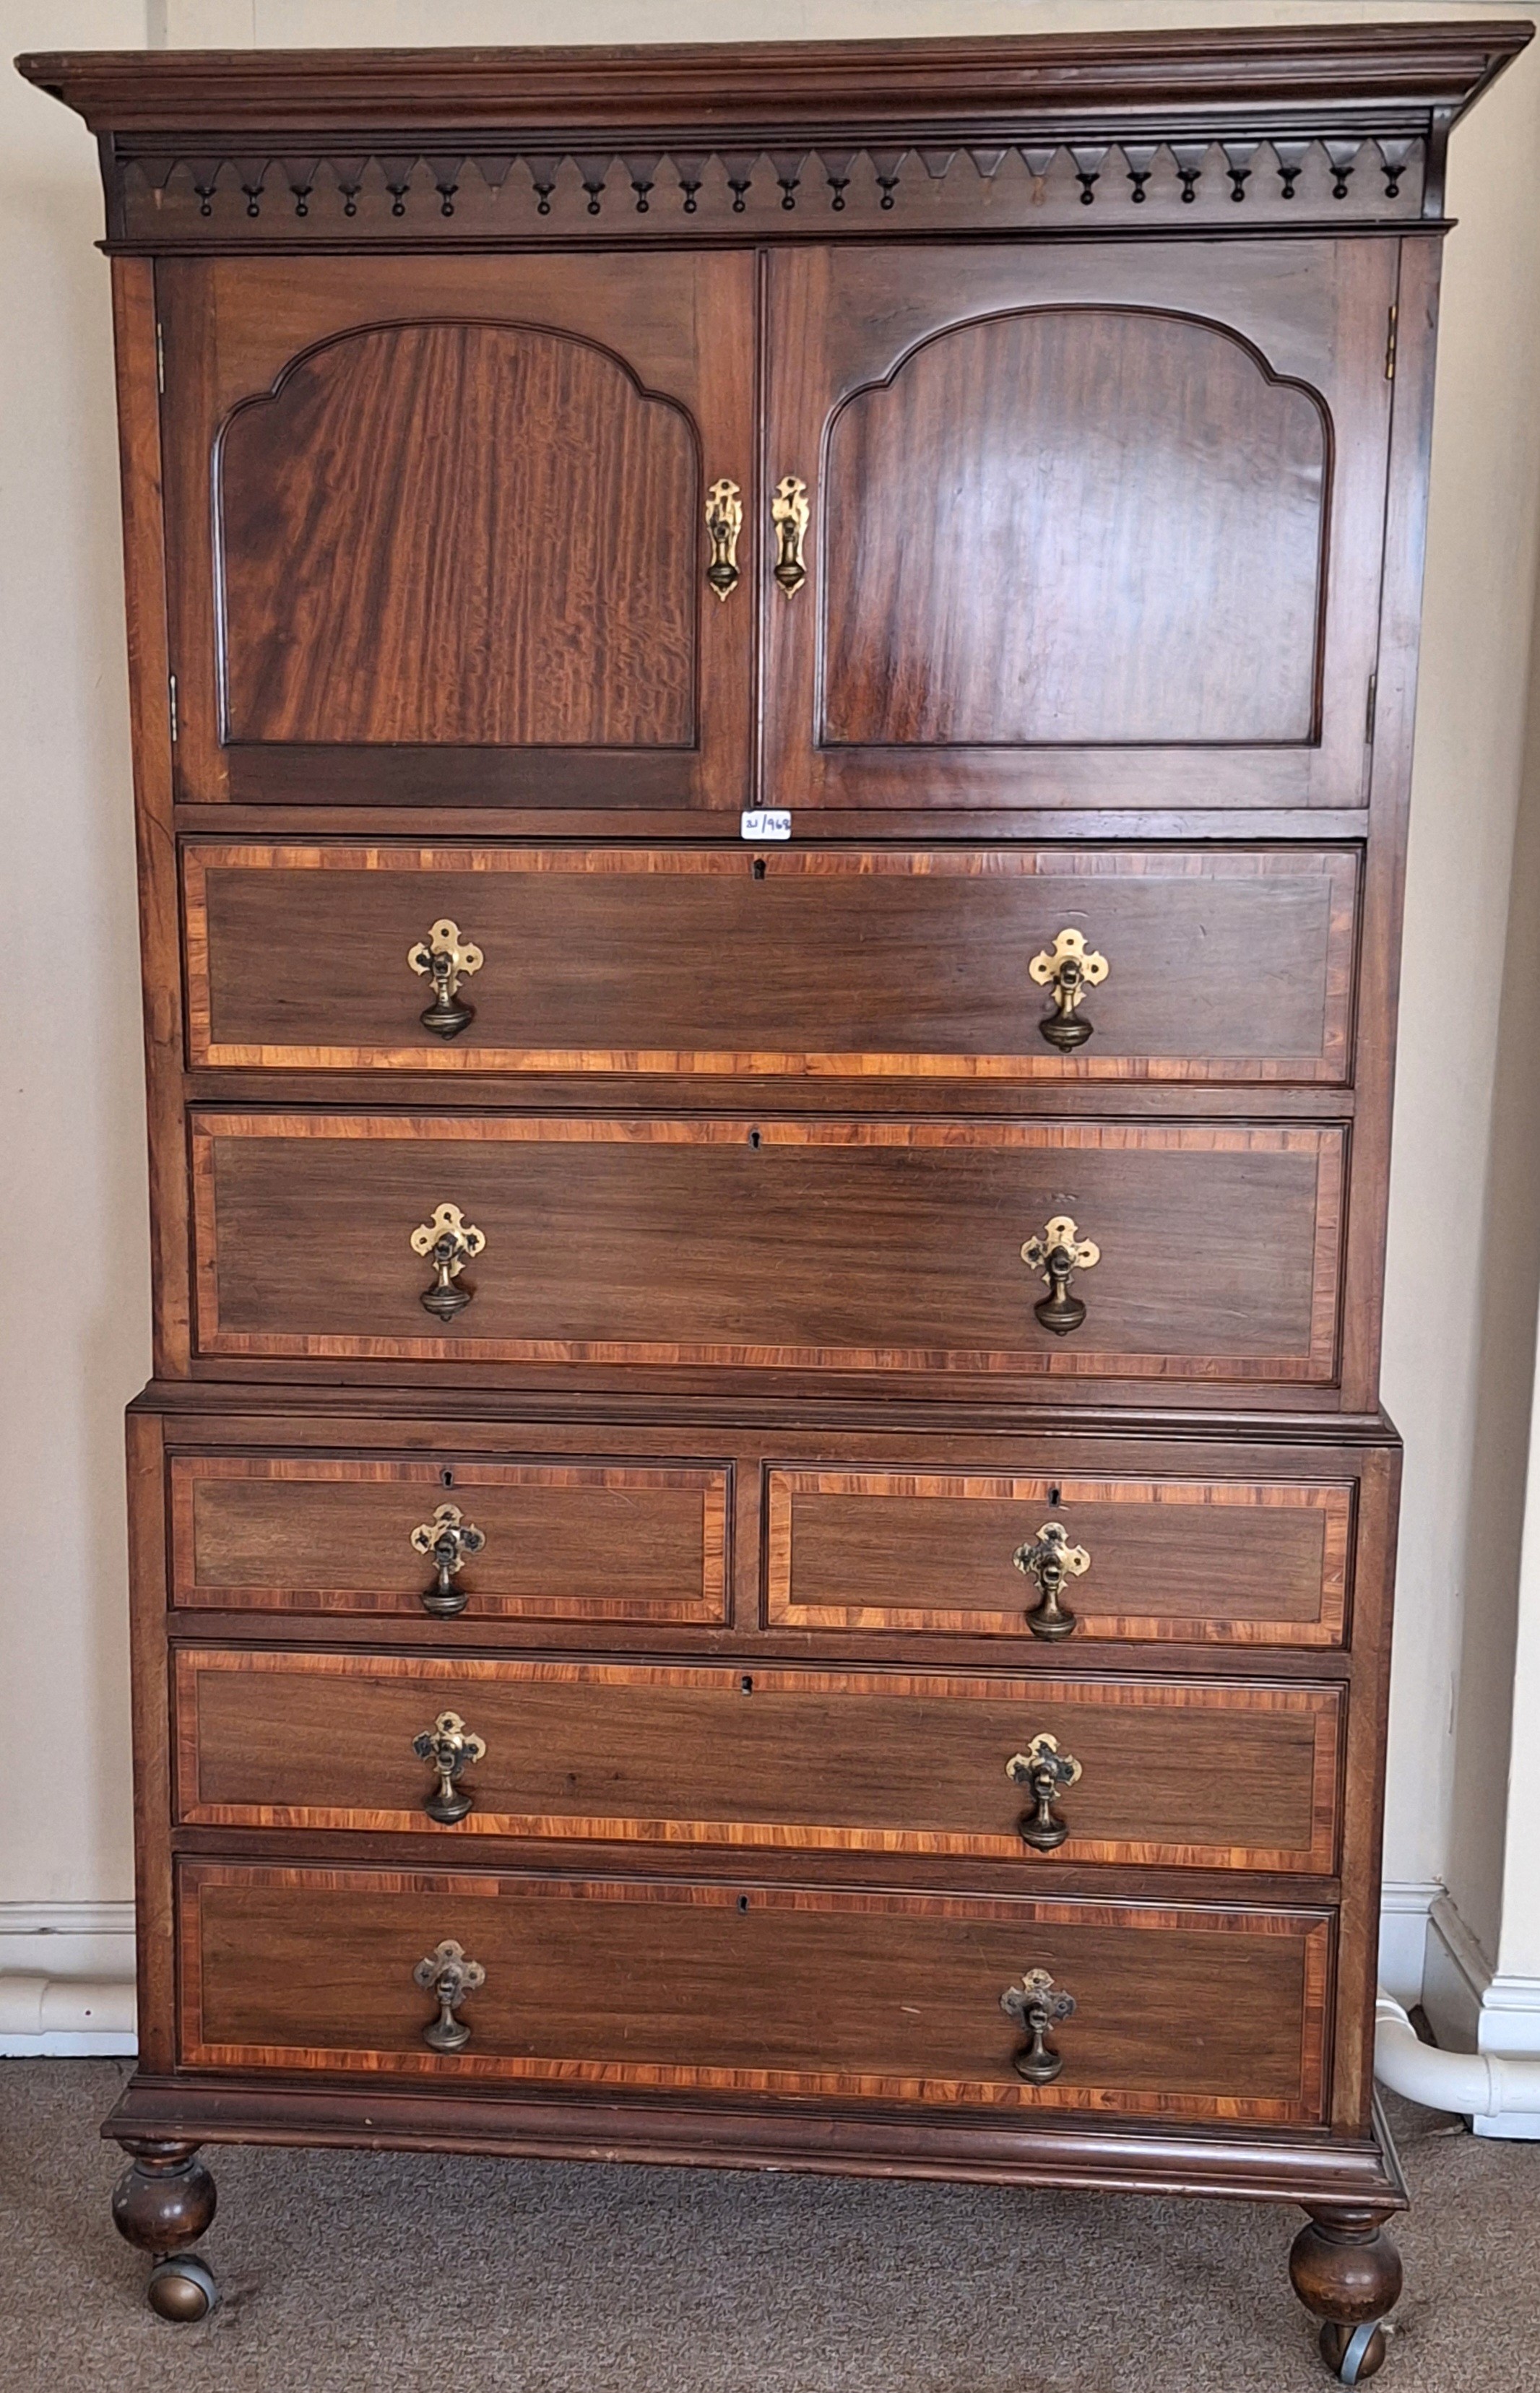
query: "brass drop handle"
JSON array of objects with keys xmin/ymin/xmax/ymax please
[
  {"xmin": 412, "ymin": 1709, "xmax": 486, "ymax": 1825},
  {"xmin": 409, "ymin": 1502, "xmax": 486, "ymax": 1617},
  {"xmin": 1013, "ymin": 1520, "xmax": 1090, "ymax": 1641},
  {"xmin": 771, "ymin": 474, "xmax": 810, "ymax": 595},
  {"xmin": 407, "ymin": 918, "xmax": 483, "ymax": 1039},
  {"xmin": 1006, "ymin": 1734, "xmax": 1083, "ymax": 1851},
  {"xmin": 1021, "ymin": 1215, "xmax": 1099, "ymax": 1336},
  {"xmin": 410, "ymin": 1203, "xmax": 485, "ymax": 1321},
  {"xmin": 413, "ymin": 1938, "xmax": 485, "ymax": 2052},
  {"xmin": 705, "ymin": 477, "xmax": 743, "ymax": 600},
  {"xmin": 1000, "ymin": 1968, "xmax": 1076, "ymax": 2084},
  {"xmin": 1029, "ymin": 928, "xmax": 1108, "ymax": 1052}
]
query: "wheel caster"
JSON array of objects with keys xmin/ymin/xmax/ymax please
[
  {"xmin": 147, "ymin": 2252, "xmax": 217, "ymax": 2322},
  {"xmin": 1321, "ymin": 2319, "xmax": 1388, "ymax": 2384}
]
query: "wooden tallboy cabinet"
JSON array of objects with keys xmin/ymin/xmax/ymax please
[{"xmin": 19, "ymin": 23, "xmax": 1527, "ymax": 2375}]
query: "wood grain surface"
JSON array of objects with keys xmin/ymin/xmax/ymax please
[
  {"xmin": 822, "ymin": 308, "xmax": 1327, "ymax": 747},
  {"xmin": 765, "ymin": 238, "xmax": 1396, "ymax": 813},
  {"xmin": 173, "ymin": 1648, "xmax": 1343, "ymax": 1872},
  {"xmin": 766, "ymin": 1468, "xmax": 1353, "ymax": 1645},
  {"xmin": 189, "ymin": 1113, "xmax": 1346, "ymax": 1382},
  {"xmin": 220, "ymin": 322, "xmax": 697, "ymax": 749},
  {"xmin": 182, "ymin": 841, "xmax": 1359, "ymax": 1083},
  {"xmin": 178, "ymin": 1859, "xmax": 1332, "ymax": 2122},
  {"xmin": 158, "ymin": 250, "xmax": 754, "ymax": 808},
  {"xmin": 171, "ymin": 1455, "xmax": 728, "ymax": 1622}
]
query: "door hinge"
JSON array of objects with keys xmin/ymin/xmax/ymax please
[
  {"xmin": 1385, "ymin": 303, "xmax": 1398, "ymax": 381},
  {"xmin": 155, "ymin": 319, "xmax": 165, "ymax": 394},
  {"xmin": 168, "ymin": 672, "xmax": 178, "ymax": 743},
  {"xmin": 1365, "ymin": 672, "xmax": 1377, "ymax": 743}
]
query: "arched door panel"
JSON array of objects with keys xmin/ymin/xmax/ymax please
[
  {"xmin": 160, "ymin": 253, "xmax": 754, "ymax": 807},
  {"xmin": 765, "ymin": 241, "xmax": 1395, "ymax": 811}
]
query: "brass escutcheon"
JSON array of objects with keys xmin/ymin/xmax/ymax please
[
  {"xmin": 771, "ymin": 474, "xmax": 810, "ymax": 595},
  {"xmin": 410, "ymin": 1502, "xmax": 487, "ymax": 1617},
  {"xmin": 412, "ymin": 1710, "xmax": 487, "ymax": 1825},
  {"xmin": 1000, "ymin": 1968, "xmax": 1076, "ymax": 2084},
  {"xmin": 413, "ymin": 1939, "xmax": 485, "ymax": 2052},
  {"xmin": 1006, "ymin": 1732, "xmax": 1083, "ymax": 1851},
  {"xmin": 1013, "ymin": 1520, "xmax": 1091, "ymax": 1641},
  {"xmin": 410, "ymin": 1203, "xmax": 485, "ymax": 1321},
  {"xmin": 407, "ymin": 919, "xmax": 483, "ymax": 1040},
  {"xmin": 705, "ymin": 476, "xmax": 744, "ymax": 600},
  {"xmin": 1028, "ymin": 927, "xmax": 1109, "ymax": 1052},
  {"xmin": 1021, "ymin": 1215, "xmax": 1099, "ymax": 1336}
]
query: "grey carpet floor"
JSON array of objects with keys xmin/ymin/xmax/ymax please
[{"xmin": 1, "ymin": 2062, "xmax": 1535, "ymax": 2392}]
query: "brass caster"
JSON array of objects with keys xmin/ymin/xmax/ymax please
[
  {"xmin": 147, "ymin": 2252, "xmax": 218, "ymax": 2321},
  {"xmin": 1321, "ymin": 2321, "xmax": 1389, "ymax": 2384}
]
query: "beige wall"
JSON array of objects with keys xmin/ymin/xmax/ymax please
[{"xmin": 5, "ymin": 1, "xmax": 1540, "ymax": 1976}]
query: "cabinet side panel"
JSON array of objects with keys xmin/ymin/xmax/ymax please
[
  {"xmin": 125, "ymin": 1408, "xmax": 174, "ymax": 2074},
  {"xmin": 111, "ymin": 255, "xmax": 188, "ymax": 1377}
]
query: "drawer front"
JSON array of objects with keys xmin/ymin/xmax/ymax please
[
  {"xmin": 170, "ymin": 1455, "xmax": 728, "ymax": 1623},
  {"xmin": 174, "ymin": 1650, "xmax": 1342, "ymax": 1874},
  {"xmin": 190, "ymin": 1113, "xmax": 1344, "ymax": 1383},
  {"xmin": 183, "ymin": 843, "xmax": 1358, "ymax": 1086},
  {"xmin": 178, "ymin": 1860, "xmax": 1332, "ymax": 2124},
  {"xmin": 768, "ymin": 1468, "xmax": 1353, "ymax": 1647}
]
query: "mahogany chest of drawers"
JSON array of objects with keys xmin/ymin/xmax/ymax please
[{"xmin": 21, "ymin": 20, "xmax": 1527, "ymax": 2377}]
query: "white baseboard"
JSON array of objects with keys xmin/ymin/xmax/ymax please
[
  {"xmin": 1423, "ymin": 1891, "xmax": 1540, "ymax": 2139},
  {"xmin": 0, "ymin": 1902, "xmax": 137, "ymax": 2057},
  {"xmin": 1377, "ymin": 1880, "xmax": 1441, "ymax": 2009}
]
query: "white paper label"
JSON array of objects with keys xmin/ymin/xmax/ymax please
[{"xmin": 740, "ymin": 810, "xmax": 792, "ymax": 841}]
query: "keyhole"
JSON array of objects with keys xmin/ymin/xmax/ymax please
[
  {"xmin": 752, "ymin": 856, "xmax": 768, "ymax": 880},
  {"xmin": 748, "ymin": 1128, "xmax": 761, "ymax": 1148},
  {"xmin": 441, "ymin": 1468, "xmax": 454, "ymax": 1488},
  {"xmin": 737, "ymin": 1895, "xmax": 750, "ymax": 1913},
  {"xmin": 1048, "ymin": 1485, "xmax": 1061, "ymax": 1509},
  {"xmin": 740, "ymin": 1675, "xmax": 754, "ymax": 1695}
]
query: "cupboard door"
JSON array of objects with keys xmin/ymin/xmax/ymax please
[
  {"xmin": 159, "ymin": 254, "xmax": 754, "ymax": 808},
  {"xmin": 765, "ymin": 240, "xmax": 1396, "ymax": 812}
]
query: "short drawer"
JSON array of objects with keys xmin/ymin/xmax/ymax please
[
  {"xmin": 183, "ymin": 841, "xmax": 1359, "ymax": 1086},
  {"xmin": 173, "ymin": 1650, "xmax": 1343, "ymax": 1874},
  {"xmin": 189, "ymin": 1112, "xmax": 1344, "ymax": 1385},
  {"xmin": 767, "ymin": 1467, "xmax": 1354, "ymax": 1647},
  {"xmin": 170, "ymin": 1455, "xmax": 728, "ymax": 1624},
  {"xmin": 178, "ymin": 1859, "xmax": 1332, "ymax": 2126}
]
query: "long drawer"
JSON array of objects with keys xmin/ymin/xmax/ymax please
[
  {"xmin": 189, "ymin": 1112, "xmax": 1344, "ymax": 1383},
  {"xmin": 182, "ymin": 841, "xmax": 1359, "ymax": 1086},
  {"xmin": 169, "ymin": 1454, "xmax": 728, "ymax": 1623},
  {"xmin": 173, "ymin": 1650, "xmax": 1343, "ymax": 1874},
  {"xmin": 178, "ymin": 1860, "xmax": 1331, "ymax": 2124}
]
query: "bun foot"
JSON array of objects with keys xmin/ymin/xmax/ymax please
[
  {"xmin": 1290, "ymin": 2205, "xmax": 1401, "ymax": 2382},
  {"xmin": 112, "ymin": 2139, "xmax": 217, "ymax": 2320}
]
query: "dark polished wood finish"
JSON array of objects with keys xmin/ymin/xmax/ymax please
[
  {"xmin": 188, "ymin": 1112, "xmax": 1346, "ymax": 1387},
  {"xmin": 179, "ymin": 1858, "xmax": 1332, "ymax": 2125},
  {"xmin": 766, "ymin": 238, "xmax": 1395, "ymax": 815},
  {"xmin": 160, "ymin": 252, "xmax": 753, "ymax": 810},
  {"xmin": 170, "ymin": 1454, "xmax": 729, "ymax": 1623},
  {"xmin": 183, "ymin": 842, "xmax": 1360, "ymax": 1083},
  {"xmin": 766, "ymin": 1466, "xmax": 1353, "ymax": 1646},
  {"xmin": 22, "ymin": 21, "xmax": 1521, "ymax": 2364},
  {"xmin": 174, "ymin": 1647, "xmax": 1344, "ymax": 1873}
]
